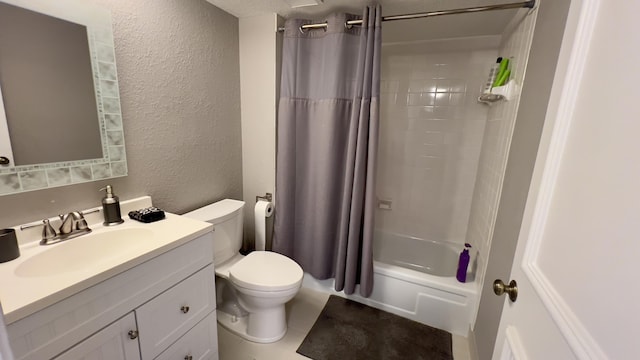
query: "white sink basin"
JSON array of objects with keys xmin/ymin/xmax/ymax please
[{"xmin": 15, "ymin": 227, "xmax": 155, "ymax": 278}]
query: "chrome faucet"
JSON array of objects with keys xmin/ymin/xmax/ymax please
[
  {"xmin": 58, "ymin": 211, "xmax": 90, "ymax": 235},
  {"xmin": 21, "ymin": 209, "xmax": 99, "ymax": 245}
]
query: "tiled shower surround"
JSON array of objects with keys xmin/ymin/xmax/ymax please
[
  {"xmin": 376, "ymin": 42, "xmax": 497, "ymax": 246},
  {"xmin": 467, "ymin": 11, "xmax": 537, "ymax": 290},
  {"xmin": 375, "ymin": 14, "xmax": 537, "ymax": 328}
]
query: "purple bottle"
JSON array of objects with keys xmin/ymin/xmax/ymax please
[{"xmin": 456, "ymin": 243, "xmax": 472, "ymax": 283}]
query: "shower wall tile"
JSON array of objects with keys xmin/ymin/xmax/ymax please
[
  {"xmin": 466, "ymin": 12, "xmax": 538, "ymax": 290},
  {"xmin": 376, "ymin": 44, "xmax": 497, "ymax": 246}
]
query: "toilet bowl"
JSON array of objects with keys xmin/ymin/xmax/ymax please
[
  {"xmin": 184, "ymin": 199, "xmax": 303, "ymax": 343},
  {"xmin": 217, "ymin": 251, "xmax": 302, "ymax": 342}
]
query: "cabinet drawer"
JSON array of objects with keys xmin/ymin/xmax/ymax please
[
  {"xmin": 155, "ymin": 312, "xmax": 218, "ymax": 360},
  {"xmin": 136, "ymin": 265, "xmax": 215, "ymax": 359}
]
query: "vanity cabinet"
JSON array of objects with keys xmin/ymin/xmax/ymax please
[{"xmin": 7, "ymin": 232, "xmax": 218, "ymax": 360}]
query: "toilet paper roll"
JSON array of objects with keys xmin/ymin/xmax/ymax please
[{"xmin": 254, "ymin": 200, "xmax": 274, "ymax": 251}]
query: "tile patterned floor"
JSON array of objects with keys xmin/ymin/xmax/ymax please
[{"xmin": 217, "ymin": 287, "xmax": 471, "ymax": 360}]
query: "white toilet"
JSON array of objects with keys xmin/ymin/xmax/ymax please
[{"xmin": 184, "ymin": 199, "xmax": 303, "ymax": 343}]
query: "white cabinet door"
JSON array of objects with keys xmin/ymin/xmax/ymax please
[
  {"xmin": 54, "ymin": 313, "xmax": 140, "ymax": 360},
  {"xmin": 493, "ymin": 0, "xmax": 640, "ymax": 359}
]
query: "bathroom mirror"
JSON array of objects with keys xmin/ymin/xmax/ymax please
[{"xmin": 0, "ymin": 0, "xmax": 127, "ymax": 195}]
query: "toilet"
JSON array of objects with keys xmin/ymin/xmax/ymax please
[{"xmin": 184, "ymin": 199, "xmax": 303, "ymax": 343}]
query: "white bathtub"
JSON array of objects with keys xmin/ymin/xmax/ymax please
[{"xmin": 302, "ymin": 231, "xmax": 478, "ymax": 336}]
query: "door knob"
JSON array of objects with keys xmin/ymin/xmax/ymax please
[
  {"xmin": 128, "ymin": 330, "xmax": 139, "ymax": 340},
  {"xmin": 0, "ymin": 157, "xmax": 9, "ymax": 165},
  {"xmin": 181, "ymin": 305, "xmax": 190, "ymax": 314},
  {"xmin": 493, "ymin": 279, "xmax": 518, "ymax": 302}
]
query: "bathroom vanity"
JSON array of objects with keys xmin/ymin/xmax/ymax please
[{"xmin": 0, "ymin": 197, "xmax": 218, "ymax": 360}]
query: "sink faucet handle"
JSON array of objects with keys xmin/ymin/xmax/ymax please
[
  {"xmin": 41, "ymin": 219, "xmax": 57, "ymax": 240},
  {"xmin": 20, "ymin": 219, "xmax": 57, "ymax": 244},
  {"xmin": 75, "ymin": 214, "xmax": 90, "ymax": 231},
  {"xmin": 73, "ymin": 209, "xmax": 98, "ymax": 231},
  {"xmin": 58, "ymin": 212, "xmax": 81, "ymax": 234}
]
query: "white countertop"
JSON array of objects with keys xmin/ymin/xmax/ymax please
[{"xmin": 0, "ymin": 197, "xmax": 213, "ymax": 324}]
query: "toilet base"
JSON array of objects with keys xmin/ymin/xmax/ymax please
[{"xmin": 217, "ymin": 309, "xmax": 287, "ymax": 343}]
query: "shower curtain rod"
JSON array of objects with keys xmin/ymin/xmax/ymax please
[{"xmin": 276, "ymin": 0, "xmax": 535, "ymax": 32}]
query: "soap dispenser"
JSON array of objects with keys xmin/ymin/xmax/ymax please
[{"xmin": 100, "ymin": 185, "xmax": 124, "ymax": 226}]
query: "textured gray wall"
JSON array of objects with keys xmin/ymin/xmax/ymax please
[{"xmin": 0, "ymin": 0, "xmax": 242, "ymax": 228}]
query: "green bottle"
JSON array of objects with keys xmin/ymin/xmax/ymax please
[{"xmin": 492, "ymin": 58, "xmax": 510, "ymax": 87}]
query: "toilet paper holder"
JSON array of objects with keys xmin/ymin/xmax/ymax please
[{"xmin": 256, "ymin": 193, "xmax": 272, "ymax": 202}]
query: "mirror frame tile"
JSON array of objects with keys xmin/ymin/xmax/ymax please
[{"xmin": 0, "ymin": 0, "xmax": 127, "ymax": 196}]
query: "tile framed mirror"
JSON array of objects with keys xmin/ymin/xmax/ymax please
[{"xmin": 0, "ymin": 0, "xmax": 126, "ymax": 195}]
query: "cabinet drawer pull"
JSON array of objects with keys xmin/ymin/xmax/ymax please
[
  {"xmin": 128, "ymin": 330, "xmax": 139, "ymax": 340},
  {"xmin": 184, "ymin": 355, "xmax": 193, "ymax": 360},
  {"xmin": 180, "ymin": 305, "xmax": 190, "ymax": 314}
]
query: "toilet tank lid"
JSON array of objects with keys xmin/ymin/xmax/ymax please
[{"xmin": 183, "ymin": 199, "xmax": 245, "ymax": 224}]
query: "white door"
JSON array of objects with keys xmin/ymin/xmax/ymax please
[{"xmin": 493, "ymin": 0, "xmax": 640, "ymax": 359}]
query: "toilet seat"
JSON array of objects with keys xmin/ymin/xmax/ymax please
[{"xmin": 229, "ymin": 251, "xmax": 303, "ymax": 292}]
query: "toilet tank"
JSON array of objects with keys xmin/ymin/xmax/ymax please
[{"xmin": 183, "ymin": 199, "xmax": 245, "ymax": 266}]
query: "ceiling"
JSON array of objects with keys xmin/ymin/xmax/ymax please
[{"xmin": 204, "ymin": 0, "xmax": 526, "ymax": 42}]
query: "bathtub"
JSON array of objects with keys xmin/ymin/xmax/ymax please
[{"xmin": 302, "ymin": 231, "xmax": 478, "ymax": 336}]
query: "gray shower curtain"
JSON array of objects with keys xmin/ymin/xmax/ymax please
[{"xmin": 273, "ymin": 6, "xmax": 381, "ymax": 297}]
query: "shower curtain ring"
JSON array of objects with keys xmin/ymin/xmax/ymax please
[{"xmin": 299, "ymin": 25, "xmax": 307, "ymax": 34}]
